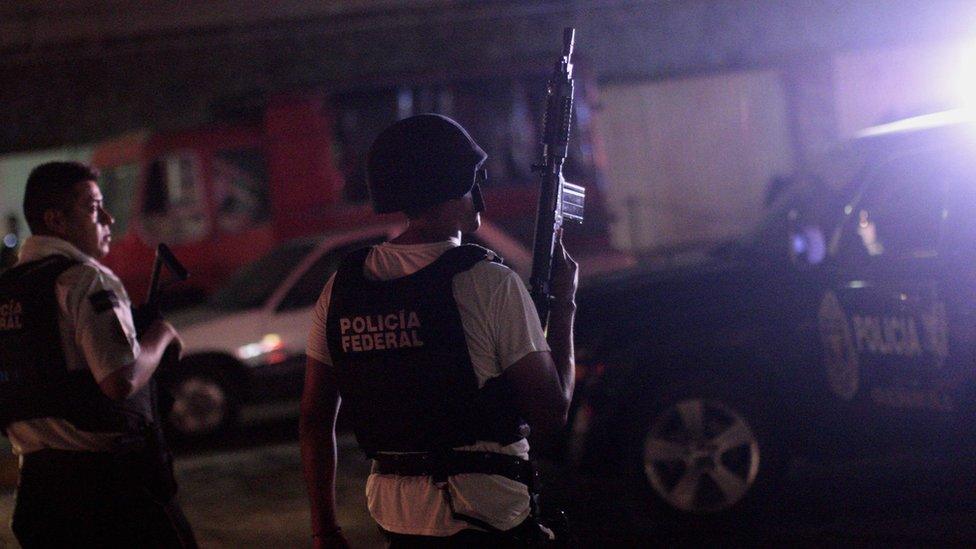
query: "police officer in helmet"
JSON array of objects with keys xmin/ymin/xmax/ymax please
[
  {"xmin": 301, "ymin": 114, "xmax": 578, "ymax": 547},
  {"xmin": 1, "ymin": 162, "xmax": 196, "ymax": 547}
]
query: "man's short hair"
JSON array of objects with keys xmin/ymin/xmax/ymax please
[
  {"xmin": 23, "ymin": 161, "xmax": 100, "ymax": 233},
  {"xmin": 403, "ymin": 202, "xmax": 435, "ymax": 220}
]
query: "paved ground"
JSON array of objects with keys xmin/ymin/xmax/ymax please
[
  {"xmin": 565, "ymin": 451, "xmax": 976, "ymax": 547},
  {"xmin": 0, "ymin": 417, "xmax": 387, "ymax": 549},
  {"xmin": 179, "ymin": 438, "xmax": 385, "ymax": 548},
  {"xmin": 4, "ymin": 410, "xmax": 976, "ymax": 547}
]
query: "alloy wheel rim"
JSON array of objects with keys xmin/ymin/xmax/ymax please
[
  {"xmin": 643, "ymin": 398, "xmax": 760, "ymax": 513},
  {"xmin": 169, "ymin": 377, "xmax": 227, "ymax": 434}
]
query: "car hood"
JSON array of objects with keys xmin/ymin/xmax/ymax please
[
  {"xmin": 577, "ymin": 247, "xmax": 719, "ymax": 298},
  {"xmin": 168, "ymin": 306, "xmax": 228, "ymax": 328},
  {"xmin": 173, "ymin": 308, "xmax": 266, "ymax": 357}
]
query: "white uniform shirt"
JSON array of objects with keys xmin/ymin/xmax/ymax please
[
  {"xmin": 307, "ymin": 237, "xmax": 550, "ymax": 536},
  {"xmin": 6, "ymin": 235, "xmax": 141, "ymax": 455}
]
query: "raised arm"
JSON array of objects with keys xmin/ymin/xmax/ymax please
[
  {"xmin": 503, "ymin": 233, "xmax": 578, "ymax": 435},
  {"xmin": 98, "ymin": 319, "xmax": 180, "ymax": 401}
]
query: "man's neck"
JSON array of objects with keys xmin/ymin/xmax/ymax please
[
  {"xmin": 18, "ymin": 234, "xmax": 94, "ymax": 265},
  {"xmin": 391, "ymin": 223, "xmax": 461, "ymax": 245}
]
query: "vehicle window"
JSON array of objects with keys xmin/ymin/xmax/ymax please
[
  {"xmin": 731, "ymin": 177, "xmax": 843, "ymax": 263},
  {"xmin": 937, "ymin": 156, "xmax": 976, "ymax": 262},
  {"xmin": 213, "ymin": 148, "xmax": 271, "ymax": 233},
  {"xmin": 210, "ymin": 240, "xmax": 318, "ymax": 311},
  {"xmin": 333, "ymin": 90, "xmax": 399, "ymax": 203},
  {"xmin": 449, "ymin": 80, "xmax": 537, "ymax": 187},
  {"xmin": 99, "ymin": 162, "xmax": 139, "ymax": 236},
  {"xmin": 141, "ymin": 152, "xmax": 208, "ymax": 243},
  {"xmin": 331, "ymin": 76, "xmax": 599, "ymax": 196},
  {"xmin": 276, "ymin": 237, "xmax": 385, "ymax": 312},
  {"xmin": 836, "ymin": 150, "xmax": 948, "ymax": 264}
]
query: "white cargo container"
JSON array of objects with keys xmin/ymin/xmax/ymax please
[{"xmin": 594, "ymin": 70, "xmax": 795, "ymax": 253}]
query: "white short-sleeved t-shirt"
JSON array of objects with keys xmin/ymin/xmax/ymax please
[
  {"xmin": 306, "ymin": 238, "xmax": 550, "ymax": 536},
  {"xmin": 5, "ymin": 236, "xmax": 140, "ymax": 455}
]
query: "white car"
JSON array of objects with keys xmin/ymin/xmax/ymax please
[{"xmin": 166, "ymin": 221, "xmax": 533, "ymax": 437}]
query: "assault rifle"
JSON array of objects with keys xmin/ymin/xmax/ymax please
[
  {"xmin": 135, "ymin": 243, "xmax": 189, "ymax": 337},
  {"xmin": 145, "ymin": 243, "xmax": 189, "ymax": 317},
  {"xmin": 128, "ymin": 242, "xmax": 188, "ymax": 408},
  {"xmin": 529, "ymin": 27, "xmax": 585, "ymax": 330},
  {"xmin": 131, "ymin": 243, "xmax": 188, "ymax": 432},
  {"xmin": 131, "ymin": 243, "xmax": 189, "ymax": 505}
]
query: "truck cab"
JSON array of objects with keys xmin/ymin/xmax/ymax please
[{"xmin": 93, "ymin": 93, "xmax": 360, "ymax": 304}]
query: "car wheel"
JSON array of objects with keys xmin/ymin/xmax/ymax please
[
  {"xmin": 630, "ymin": 379, "xmax": 786, "ymax": 525},
  {"xmin": 643, "ymin": 397, "xmax": 760, "ymax": 513},
  {"xmin": 166, "ymin": 368, "xmax": 240, "ymax": 440}
]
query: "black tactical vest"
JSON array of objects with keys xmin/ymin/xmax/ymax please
[
  {"xmin": 0, "ymin": 255, "xmax": 150, "ymax": 434},
  {"xmin": 326, "ymin": 244, "xmax": 528, "ymax": 456}
]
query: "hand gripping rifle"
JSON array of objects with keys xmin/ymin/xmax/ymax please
[
  {"xmin": 141, "ymin": 243, "xmax": 189, "ymax": 372},
  {"xmin": 135, "ymin": 243, "xmax": 190, "ymax": 336},
  {"xmin": 529, "ymin": 27, "xmax": 585, "ymax": 330},
  {"xmin": 130, "ymin": 244, "xmax": 189, "ymax": 506}
]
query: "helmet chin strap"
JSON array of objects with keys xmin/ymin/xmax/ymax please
[{"xmin": 472, "ymin": 183, "xmax": 486, "ymax": 213}]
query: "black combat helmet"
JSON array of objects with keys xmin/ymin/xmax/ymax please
[{"xmin": 366, "ymin": 114, "xmax": 487, "ymax": 214}]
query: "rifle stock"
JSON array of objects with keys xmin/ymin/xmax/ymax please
[{"xmin": 529, "ymin": 27, "xmax": 585, "ymax": 330}]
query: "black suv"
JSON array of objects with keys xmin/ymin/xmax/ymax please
[{"xmin": 570, "ymin": 110, "xmax": 976, "ymax": 522}]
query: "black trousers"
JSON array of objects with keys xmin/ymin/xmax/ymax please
[
  {"xmin": 12, "ymin": 449, "xmax": 197, "ymax": 549},
  {"xmin": 385, "ymin": 529, "xmax": 526, "ymax": 548},
  {"xmin": 383, "ymin": 518, "xmax": 552, "ymax": 548}
]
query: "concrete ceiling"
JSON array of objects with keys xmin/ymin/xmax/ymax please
[
  {"xmin": 1, "ymin": 0, "xmax": 974, "ymax": 153},
  {"xmin": 0, "ymin": 1, "xmax": 454, "ymax": 64}
]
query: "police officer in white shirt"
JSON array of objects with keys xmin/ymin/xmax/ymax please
[
  {"xmin": 0, "ymin": 162, "xmax": 196, "ymax": 547},
  {"xmin": 301, "ymin": 114, "xmax": 578, "ymax": 547}
]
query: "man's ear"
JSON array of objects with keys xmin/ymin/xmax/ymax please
[{"xmin": 42, "ymin": 208, "xmax": 66, "ymax": 236}]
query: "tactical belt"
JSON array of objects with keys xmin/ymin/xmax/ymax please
[
  {"xmin": 371, "ymin": 450, "xmax": 536, "ymax": 487},
  {"xmin": 373, "ymin": 450, "xmax": 542, "ymax": 535}
]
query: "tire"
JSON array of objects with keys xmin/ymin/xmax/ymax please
[
  {"xmin": 164, "ymin": 365, "xmax": 241, "ymax": 440},
  {"xmin": 626, "ymin": 377, "xmax": 786, "ymax": 528}
]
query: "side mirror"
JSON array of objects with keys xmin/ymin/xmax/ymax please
[{"xmin": 788, "ymin": 209, "xmax": 826, "ymax": 266}]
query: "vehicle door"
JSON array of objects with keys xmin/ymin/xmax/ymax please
[
  {"xmin": 821, "ymin": 147, "xmax": 963, "ymax": 445},
  {"xmin": 199, "ymin": 239, "xmax": 319, "ymax": 365},
  {"xmin": 934, "ymin": 154, "xmax": 976, "ymax": 416}
]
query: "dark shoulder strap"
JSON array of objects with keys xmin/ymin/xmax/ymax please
[
  {"xmin": 334, "ymin": 244, "xmax": 501, "ymax": 286},
  {"xmin": 422, "ymin": 244, "xmax": 503, "ymax": 280},
  {"xmin": 333, "ymin": 247, "xmax": 373, "ymax": 284},
  {"xmin": 0, "ymin": 255, "xmax": 78, "ymax": 287}
]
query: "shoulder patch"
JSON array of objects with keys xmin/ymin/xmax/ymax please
[{"xmin": 89, "ymin": 290, "xmax": 120, "ymax": 313}]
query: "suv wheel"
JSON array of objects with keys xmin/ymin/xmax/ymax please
[
  {"xmin": 643, "ymin": 397, "xmax": 761, "ymax": 514},
  {"xmin": 628, "ymin": 379, "xmax": 786, "ymax": 525},
  {"xmin": 166, "ymin": 368, "xmax": 240, "ymax": 439}
]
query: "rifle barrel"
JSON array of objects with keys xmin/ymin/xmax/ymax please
[{"xmin": 530, "ymin": 27, "xmax": 578, "ymax": 329}]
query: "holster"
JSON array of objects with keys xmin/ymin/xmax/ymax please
[{"xmin": 114, "ymin": 423, "xmax": 177, "ymax": 503}]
